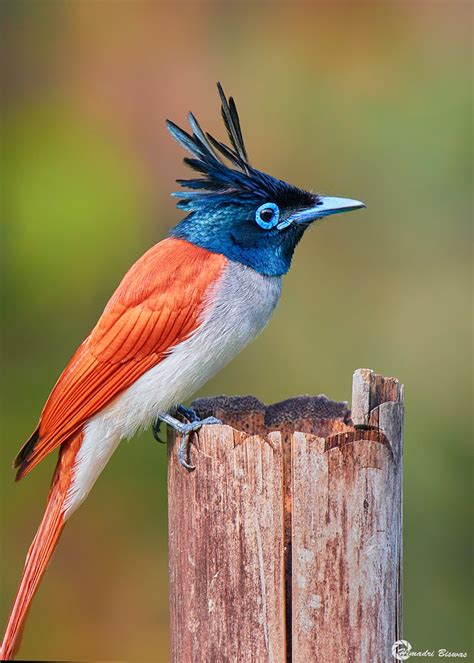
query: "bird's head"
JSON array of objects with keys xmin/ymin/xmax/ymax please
[{"xmin": 167, "ymin": 84, "xmax": 365, "ymax": 277}]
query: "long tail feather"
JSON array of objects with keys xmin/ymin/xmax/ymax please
[{"xmin": 1, "ymin": 433, "xmax": 82, "ymax": 660}]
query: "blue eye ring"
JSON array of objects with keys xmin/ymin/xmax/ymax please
[{"xmin": 255, "ymin": 202, "xmax": 280, "ymax": 229}]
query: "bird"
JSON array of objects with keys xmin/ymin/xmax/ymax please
[{"xmin": 0, "ymin": 83, "xmax": 365, "ymax": 659}]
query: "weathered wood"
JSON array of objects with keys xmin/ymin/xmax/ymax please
[
  {"xmin": 168, "ymin": 425, "xmax": 286, "ymax": 663},
  {"xmin": 167, "ymin": 369, "xmax": 403, "ymax": 663}
]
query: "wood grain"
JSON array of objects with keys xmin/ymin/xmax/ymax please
[
  {"xmin": 167, "ymin": 370, "xmax": 403, "ymax": 662},
  {"xmin": 291, "ymin": 434, "xmax": 401, "ymax": 662},
  {"xmin": 168, "ymin": 426, "xmax": 286, "ymax": 663}
]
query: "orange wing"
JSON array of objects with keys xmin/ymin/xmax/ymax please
[{"xmin": 15, "ymin": 238, "xmax": 226, "ymax": 480}]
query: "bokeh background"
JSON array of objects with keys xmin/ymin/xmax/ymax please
[{"xmin": 1, "ymin": 1, "xmax": 472, "ymax": 660}]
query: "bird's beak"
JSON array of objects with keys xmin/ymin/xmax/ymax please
[{"xmin": 278, "ymin": 196, "xmax": 366, "ymax": 229}]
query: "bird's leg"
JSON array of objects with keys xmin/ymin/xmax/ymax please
[
  {"xmin": 176, "ymin": 403, "xmax": 200, "ymax": 423},
  {"xmin": 154, "ymin": 410, "xmax": 221, "ymax": 470}
]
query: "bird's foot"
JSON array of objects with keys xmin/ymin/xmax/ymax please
[
  {"xmin": 152, "ymin": 404, "xmax": 211, "ymax": 442},
  {"xmin": 176, "ymin": 404, "xmax": 200, "ymax": 423},
  {"xmin": 153, "ymin": 409, "xmax": 221, "ymax": 470}
]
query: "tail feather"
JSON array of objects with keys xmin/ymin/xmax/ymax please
[
  {"xmin": 13, "ymin": 427, "xmax": 40, "ymax": 473},
  {"xmin": 1, "ymin": 434, "xmax": 82, "ymax": 660}
]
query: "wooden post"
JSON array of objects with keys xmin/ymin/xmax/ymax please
[{"xmin": 167, "ymin": 369, "xmax": 403, "ymax": 663}]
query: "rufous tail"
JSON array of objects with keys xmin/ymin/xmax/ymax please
[{"xmin": 0, "ymin": 434, "xmax": 82, "ymax": 660}]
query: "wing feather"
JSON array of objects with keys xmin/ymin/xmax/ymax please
[{"xmin": 15, "ymin": 238, "xmax": 226, "ymax": 480}]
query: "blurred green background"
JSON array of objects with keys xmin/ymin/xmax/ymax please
[{"xmin": 1, "ymin": 1, "xmax": 472, "ymax": 660}]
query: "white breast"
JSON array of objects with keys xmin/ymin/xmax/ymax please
[
  {"xmin": 65, "ymin": 260, "xmax": 281, "ymax": 517},
  {"xmin": 103, "ymin": 259, "xmax": 281, "ymax": 437}
]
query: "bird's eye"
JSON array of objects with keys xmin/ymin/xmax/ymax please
[{"xmin": 255, "ymin": 202, "xmax": 280, "ymax": 229}]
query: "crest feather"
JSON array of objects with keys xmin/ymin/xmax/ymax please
[
  {"xmin": 167, "ymin": 83, "xmax": 314, "ymax": 211},
  {"xmin": 217, "ymin": 82, "xmax": 249, "ymax": 168}
]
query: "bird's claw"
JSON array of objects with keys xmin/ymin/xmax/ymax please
[
  {"xmin": 153, "ymin": 409, "xmax": 222, "ymax": 470},
  {"xmin": 152, "ymin": 405, "xmax": 202, "ymax": 443},
  {"xmin": 175, "ymin": 416, "xmax": 222, "ymax": 470},
  {"xmin": 177, "ymin": 435, "xmax": 196, "ymax": 470},
  {"xmin": 152, "ymin": 419, "xmax": 166, "ymax": 444}
]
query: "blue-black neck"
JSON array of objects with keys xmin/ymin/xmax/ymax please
[{"xmin": 169, "ymin": 206, "xmax": 305, "ymax": 277}]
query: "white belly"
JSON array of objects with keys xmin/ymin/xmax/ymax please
[{"xmin": 64, "ymin": 260, "xmax": 281, "ymax": 517}]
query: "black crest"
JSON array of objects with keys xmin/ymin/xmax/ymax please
[{"xmin": 167, "ymin": 83, "xmax": 315, "ymax": 212}]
